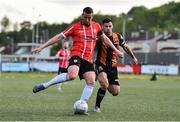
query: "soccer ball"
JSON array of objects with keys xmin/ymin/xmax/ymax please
[{"xmin": 74, "ymin": 100, "xmax": 88, "ymax": 114}]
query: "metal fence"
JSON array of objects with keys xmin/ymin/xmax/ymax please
[
  {"xmin": 121, "ymin": 52, "xmax": 180, "ymax": 66},
  {"xmin": 1, "ymin": 52, "xmax": 180, "ymax": 66}
]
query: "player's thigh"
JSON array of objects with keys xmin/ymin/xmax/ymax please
[
  {"xmin": 108, "ymin": 84, "xmax": 120, "ymax": 96},
  {"xmin": 98, "ymin": 72, "xmax": 109, "ymax": 89},
  {"xmin": 83, "ymin": 71, "xmax": 96, "ymax": 85},
  {"xmin": 68, "ymin": 65, "xmax": 79, "ymax": 79},
  {"xmin": 68, "ymin": 56, "xmax": 81, "ymax": 79}
]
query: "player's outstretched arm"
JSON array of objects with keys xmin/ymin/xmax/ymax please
[
  {"xmin": 122, "ymin": 43, "xmax": 138, "ymax": 64},
  {"xmin": 98, "ymin": 33, "xmax": 123, "ymax": 58},
  {"xmin": 31, "ymin": 34, "xmax": 64, "ymax": 53}
]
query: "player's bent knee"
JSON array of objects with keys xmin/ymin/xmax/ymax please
[
  {"xmin": 108, "ymin": 85, "xmax": 120, "ymax": 96},
  {"xmin": 101, "ymin": 83, "xmax": 108, "ymax": 90},
  {"xmin": 86, "ymin": 81, "xmax": 95, "ymax": 86},
  {"xmin": 99, "ymin": 80, "xmax": 109, "ymax": 90},
  {"xmin": 68, "ymin": 74, "xmax": 77, "ymax": 80},
  {"xmin": 112, "ymin": 92, "xmax": 119, "ymax": 96},
  {"xmin": 109, "ymin": 89, "xmax": 120, "ymax": 96}
]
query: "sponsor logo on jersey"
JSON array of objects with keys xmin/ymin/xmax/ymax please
[
  {"xmin": 84, "ymin": 37, "xmax": 96, "ymax": 41},
  {"xmin": 73, "ymin": 59, "xmax": 78, "ymax": 63},
  {"xmin": 98, "ymin": 66, "xmax": 103, "ymax": 72}
]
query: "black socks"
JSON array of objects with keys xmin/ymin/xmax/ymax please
[{"xmin": 95, "ymin": 88, "xmax": 106, "ymax": 108}]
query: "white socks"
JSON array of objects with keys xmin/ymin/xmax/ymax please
[
  {"xmin": 42, "ymin": 73, "xmax": 94, "ymax": 102},
  {"xmin": 43, "ymin": 73, "xmax": 68, "ymax": 88},
  {"xmin": 80, "ymin": 84, "xmax": 94, "ymax": 102},
  {"xmin": 56, "ymin": 84, "xmax": 62, "ymax": 91}
]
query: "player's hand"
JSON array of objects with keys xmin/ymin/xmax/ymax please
[
  {"xmin": 31, "ymin": 47, "xmax": 43, "ymax": 53},
  {"xmin": 116, "ymin": 50, "xmax": 124, "ymax": 58},
  {"xmin": 132, "ymin": 57, "xmax": 138, "ymax": 64}
]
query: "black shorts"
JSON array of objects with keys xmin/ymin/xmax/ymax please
[
  {"xmin": 69, "ymin": 56, "xmax": 95, "ymax": 80},
  {"xmin": 96, "ymin": 62, "xmax": 120, "ymax": 85},
  {"xmin": 58, "ymin": 67, "xmax": 68, "ymax": 75}
]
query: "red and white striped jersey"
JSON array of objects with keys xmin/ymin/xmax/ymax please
[
  {"xmin": 57, "ymin": 48, "xmax": 70, "ymax": 68},
  {"xmin": 61, "ymin": 21, "xmax": 102, "ymax": 63}
]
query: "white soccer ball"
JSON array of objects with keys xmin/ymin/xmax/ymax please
[{"xmin": 74, "ymin": 100, "xmax": 88, "ymax": 114}]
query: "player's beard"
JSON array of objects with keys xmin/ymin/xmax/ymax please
[
  {"xmin": 105, "ymin": 31, "xmax": 112, "ymax": 37},
  {"xmin": 81, "ymin": 19, "xmax": 90, "ymax": 26}
]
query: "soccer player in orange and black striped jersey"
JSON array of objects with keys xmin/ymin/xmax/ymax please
[{"xmin": 94, "ymin": 18, "xmax": 138, "ymax": 113}]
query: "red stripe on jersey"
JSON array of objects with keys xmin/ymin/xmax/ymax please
[{"xmin": 62, "ymin": 21, "xmax": 101, "ymax": 62}]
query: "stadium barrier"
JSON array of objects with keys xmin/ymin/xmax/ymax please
[
  {"xmin": 0, "ymin": 62, "xmax": 179, "ymax": 75},
  {"xmin": 1, "ymin": 62, "xmax": 58, "ymax": 72},
  {"xmin": 141, "ymin": 65, "xmax": 179, "ymax": 75},
  {"xmin": 30, "ymin": 62, "xmax": 58, "ymax": 72},
  {"xmin": 2, "ymin": 63, "xmax": 29, "ymax": 72},
  {"xmin": 117, "ymin": 64, "xmax": 141, "ymax": 74}
]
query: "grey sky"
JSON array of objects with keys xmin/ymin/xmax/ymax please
[{"xmin": 0, "ymin": 0, "xmax": 178, "ymax": 24}]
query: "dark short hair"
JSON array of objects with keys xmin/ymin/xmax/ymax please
[
  {"xmin": 102, "ymin": 17, "xmax": 112, "ymax": 24},
  {"xmin": 83, "ymin": 7, "xmax": 93, "ymax": 14}
]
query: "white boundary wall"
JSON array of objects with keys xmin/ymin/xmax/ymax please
[
  {"xmin": 141, "ymin": 65, "xmax": 178, "ymax": 75},
  {"xmin": 1, "ymin": 62, "xmax": 179, "ymax": 75}
]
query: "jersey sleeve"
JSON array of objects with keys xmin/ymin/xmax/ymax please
[
  {"xmin": 117, "ymin": 33, "xmax": 126, "ymax": 46},
  {"xmin": 97, "ymin": 30, "xmax": 103, "ymax": 36},
  {"xmin": 61, "ymin": 25, "xmax": 74, "ymax": 38},
  {"xmin": 96, "ymin": 23, "xmax": 103, "ymax": 37}
]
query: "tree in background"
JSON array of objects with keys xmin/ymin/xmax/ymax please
[{"xmin": 1, "ymin": 16, "xmax": 10, "ymax": 32}]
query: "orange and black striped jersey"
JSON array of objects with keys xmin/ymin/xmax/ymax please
[{"xmin": 96, "ymin": 32, "xmax": 125, "ymax": 68}]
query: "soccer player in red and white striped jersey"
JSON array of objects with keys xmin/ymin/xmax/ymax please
[
  {"xmin": 31, "ymin": 7, "xmax": 123, "ymax": 114},
  {"xmin": 61, "ymin": 20, "xmax": 101, "ymax": 63},
  {"xmin": 55, "ymin": 41, "xmax": 70, "ymax": 91},
  {"xmin": 57, "ymin": 41, "xmax": 70, "ymax": 70}
]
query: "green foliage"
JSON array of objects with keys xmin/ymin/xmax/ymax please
[
  {"xmin": 0, "ymin": 1, "xmax": 179, "ymax": 53},
  {"xmin": 50, "ymin": 43, "xmax": 61, "ymax": 56},
  {"xmin": 0, "ymin": 16, "xmax": 10, "ymax": 32}
]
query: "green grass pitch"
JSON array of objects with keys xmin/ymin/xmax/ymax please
[{"xmin": 0, "ymin": 72, "xmax": 180, "ymax": 121}]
